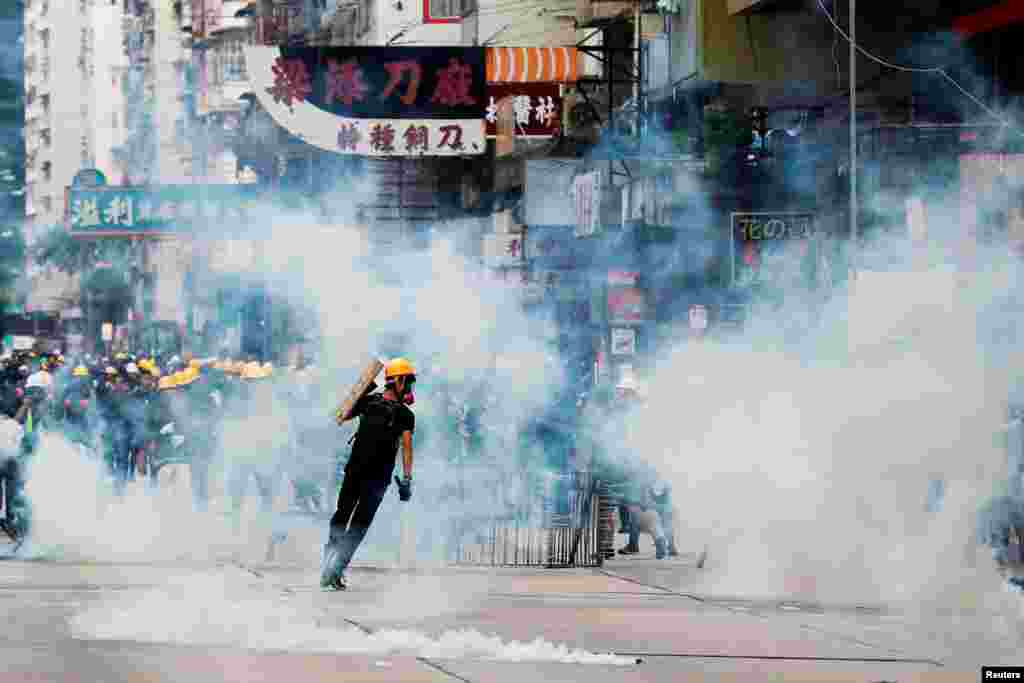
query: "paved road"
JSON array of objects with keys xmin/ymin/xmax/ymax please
[{"xmin": 1, "ymin": 522, "xmax": 1015, "ymax": 682}]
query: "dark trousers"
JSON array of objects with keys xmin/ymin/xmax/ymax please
[
  {"xmin": 191, "ymin": 457, "xmax": 210, "ymax": 512},
  {"xmin": 327, "ymin": 470, "xmax": 388, "ymax": 573},
  {"xmin": 1, "ymin": 455, "xmax": 21, "ymax": 522}
]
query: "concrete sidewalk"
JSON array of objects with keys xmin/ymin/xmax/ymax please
[
  {"xmin": 0, "ymin": 550, "xmax": 1009, "ymax": 682},
  {"xmin": 2, "ymin": 495, "xmax": 1019, "ymax": 681}
]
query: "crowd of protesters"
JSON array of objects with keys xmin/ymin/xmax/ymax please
[
  {"xmin": 0, "ymin": 342, "xmax": 681, "ymax": 563},
  {"xmin": 0, "ymin": 346, "xmax": 342, "ymax": 544}
]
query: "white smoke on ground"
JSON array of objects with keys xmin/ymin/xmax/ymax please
[
  {"xmin": 68, "ymin": 571, "xmax": 632, "ymax": 665},
  {"xmin": 21, "ymin": 432, "xmax": 244, "ymax": 563}
]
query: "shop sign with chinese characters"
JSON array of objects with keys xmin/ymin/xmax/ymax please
[
  {"xmin": 485, "ymin": 84, "xmax": 561, "ymax": 138},
  {"xmin": 66, "ymin": 186, "xmax": 265, "ymax": 236},
  {"xmin": 730, "ymin": 212, "xmax": 816, "ymax": 289},
  {"xmin": 245, "ymin": 45, "xmax": 486, "ymax": 157}
]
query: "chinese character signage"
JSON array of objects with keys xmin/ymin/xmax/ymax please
[
  {"xmin": 245, "ymin": 46, "xmax": 486, "ymax": 157},
  {"xmin": 485, "ymin": 84, "xmax": 561, "ymax": 138},
  {"xmin": 66, "ymin": 186, "xmax": 264, "ymax": 236},
  {"xmin": 730, "ymin": 212, "xmax": 817, "ymax": 289}
]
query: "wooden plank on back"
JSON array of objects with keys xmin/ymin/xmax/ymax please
[{"xmin": 335, "ymin": 357, "xmax": 385, "ymax": 424}]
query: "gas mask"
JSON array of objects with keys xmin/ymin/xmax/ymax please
[{"xmin": 400, "ymin": 377, "xmax": 416, "ymax": 406}]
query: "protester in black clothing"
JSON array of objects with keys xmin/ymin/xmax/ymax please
[{"xmin": 321, "ymin": 357, "xmax": 416, "ymax": 591}]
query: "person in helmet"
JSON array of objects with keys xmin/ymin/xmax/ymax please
[
  {"xmin": 59, "ymin": 365, "xmax": 97, "ymax": 450},
  {"xmin": 321, "ymin": 357, "xmax": 417, "ymax": 591}
]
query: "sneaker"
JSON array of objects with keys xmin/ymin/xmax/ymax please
[
  {"xmin": 655, "ymin": 538, "xmax": 667, "ymax": 560},
  {"xmin": 617, "ymin": 544, "xmax": 639, "ymax": 555},
  {"xmin": 320, "ymin": 544, "xmax": 342, "ymax": 589},
  {"xmin": 668, "ymin": 545, "xmax": 680, "ymax": 558},
  {"xmin": 324, "ymin": 573, "xmax": 347, "ymax": 591}
]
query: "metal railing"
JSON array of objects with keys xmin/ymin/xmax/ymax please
[{"xmin": 450, "ymin": 467, "xmax": 603, "ymax": 568}]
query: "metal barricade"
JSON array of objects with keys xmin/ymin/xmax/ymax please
[{"xmin": 450, "ymin": 466, "xmax": 603, "ymax": 568}]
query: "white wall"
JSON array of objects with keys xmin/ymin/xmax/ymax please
[
  {"xmin": 375, "ymin": 1, "xmax": 462, "ymax": 46},
  {"xmin": 155, "ymin": 0, "xmax": 191, "ymax": 182},
  {"xmin": 91, "ymin": 3, "xmax": 127, "ymax": 185},
  {"xmin": 475, "ymin": 0, "xmax": 574, "ymax": 48}
]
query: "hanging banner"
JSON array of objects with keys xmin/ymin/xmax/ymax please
[
  {"xmin": 572, "ymin": 171, "xmax": 601, "ymax": 238},
  {"xmin": 203, "ymin": 0, "xmax": 223, "ymax": 36},
  {"xmin": 245, "ymin": 45, "xmax": 486, "ymax": 157},
  {"xmin": 486, "ymin": 84, "xmax": 561, "ymax": 138},
  {"xmin": 191, "ymin": 0, "xmax": 205, "ymax": 38}
]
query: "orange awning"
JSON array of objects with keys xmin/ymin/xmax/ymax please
[{"xmin": 486, "ymin": 47, "xmax": 581, "ymax": 84}]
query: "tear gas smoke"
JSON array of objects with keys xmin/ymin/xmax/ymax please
[
  {"xmin": 69, "ymin": 570, "xmax": 632, "ymax": 665},
  {"xmin": 20, "ymin": 199, "xmax": 570, "ymax": 570}
]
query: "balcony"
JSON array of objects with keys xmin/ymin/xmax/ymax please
[{"xmin": 575, "ymin": 0, "xmax": 633, "ymax": 29}]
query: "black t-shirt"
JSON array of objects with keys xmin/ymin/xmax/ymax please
[{"xmin": 346, "ymin": 392, "xmax": 414, "ymax": 482}]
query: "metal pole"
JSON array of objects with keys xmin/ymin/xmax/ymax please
[
  {"xmin": 634, "ymin": 1, "xmax": 641, "ymax": 134},
  {"xmin": 849, "ymin": 0, "xmax": 857, "ymax": 271}
]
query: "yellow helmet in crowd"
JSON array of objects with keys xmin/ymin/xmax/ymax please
[
  {"xmin": 385, "ymin": 358, "xmax": 416, "ymax": 382},
  {"xmin": 72, "ymin": 365, "xmax": 89, "ymax": 377},
  {"xmin": 241, "ymin": 361, "xmax": 273, "ymax": 380}
]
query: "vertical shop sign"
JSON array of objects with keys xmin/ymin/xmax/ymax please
[
  {"xmin": 573, "ymin": 171, "xmax": 601, "ymax": 237},
  {"xmin": 610, "ymin": 327, "xmax": 636, "ymax": 356}
]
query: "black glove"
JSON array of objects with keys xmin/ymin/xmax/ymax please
[{"xmin": 395, "ymin": 475, "xmax": 412, "ymax": 502}]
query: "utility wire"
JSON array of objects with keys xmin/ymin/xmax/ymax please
[{"xmin": 816, "ymin": 0, "xmax": 1019, "ymax": 134}]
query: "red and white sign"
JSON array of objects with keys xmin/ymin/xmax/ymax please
[
  {"xmin": 689, "ymin": 304, "xmax": 708, "ymax": 331},
  {"xmin": 608, "ymin": 270, "xmax": 639, "ymax": 287},
  {"xmin": 608, "ymin": 287, "xmax": 646, "ymax": 324},
  {"xmin": 486, "ymin": 84, "xmax": 561, "ymax": 138}
]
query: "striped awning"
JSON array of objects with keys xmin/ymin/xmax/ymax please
[{"xmin": 486, "ymin": 47, "xmax": 581, "ymax": 84}]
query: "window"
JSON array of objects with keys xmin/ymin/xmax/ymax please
[
  {"xmin": 42, "ymin": 196, "xmax": 52, "ymax": 214},
  {"xmin": 424, "ymin": 0, "xmax": 470, "ymax": 23},
  {"xmin": 40, "ymin": 94, "xmax": 49, "ymax": 114},
  {"xmin": 216, "ymin": 38, "xmax": 247, "ymax": 83},
  {"xmin": 40, "ymin": 128, "xmax": 50, "ymax": 147},
  {"xmin": 42, "ymin": 161, "xmax": 51, "ymax": 182}
]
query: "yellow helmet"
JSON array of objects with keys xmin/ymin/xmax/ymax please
[
  {"xmin": 72, "ymin": 365, "xmax": 89, "ymax": 377},
  {"xmin": 385, "ymin": 357, "xmax": 416, "ymax": 382}
]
